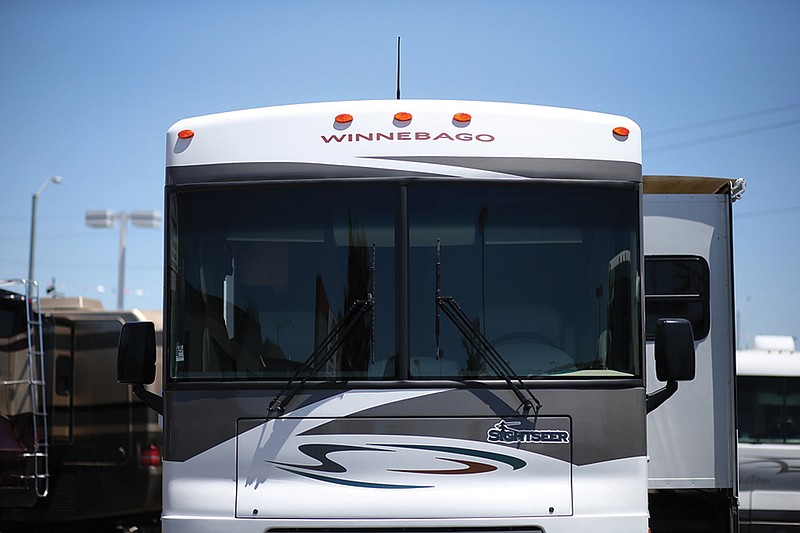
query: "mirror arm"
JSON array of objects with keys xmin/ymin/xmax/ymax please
[
  {"xmin": 646, "ymin": 381, "xmax": 678, "ymax": 414},
  {"xmin": 132, "ymin": 383, "xmax": 164, "ymax": 415}
]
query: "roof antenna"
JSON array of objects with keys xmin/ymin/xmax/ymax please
[{"xmin": 396, "ymin": 36, "xmax": 401, "ymax": 100}]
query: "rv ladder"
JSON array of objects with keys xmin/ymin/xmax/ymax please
[
  {"xmin": 0, "ymin": 279, "xmax": 50, "ymax": 498},
  {"xmin": 22, "ymin": 280, "xmax": 49, "ymax": 497}
]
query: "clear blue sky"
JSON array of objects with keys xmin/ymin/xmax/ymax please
[{"xmin": 1, "ymin": 1, "xmax": 798, "ymax": 347}]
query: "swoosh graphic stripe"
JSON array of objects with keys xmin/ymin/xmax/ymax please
[
  {"xmin": 275, "ymin": 466, "xmax": 430, "ymax": 489},
  {"xmin": 268, "ymin": 443, "xmax": 387, "ymax": 473},
  {"xmin": 376, "ymin": 443, "xmax": 527, "ymax": 470},
  {"xmin": 390, "ymin": 457, "xmax": 497, "ymax": 475}
]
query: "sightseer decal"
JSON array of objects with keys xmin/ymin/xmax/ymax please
[
  {"xmin": 266, "ymin": 442, "xmax": 527, "ymax": 489},
  {"xmin": 487, "ymin": 420, "xmax": 570, "ymax": 444}
]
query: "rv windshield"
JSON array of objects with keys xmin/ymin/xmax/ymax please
[{"xmin": 167, "ymin": 180, "xmax": 640, "ymax": 381}]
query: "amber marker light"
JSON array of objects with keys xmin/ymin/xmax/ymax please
[
  {"xmin": 177, "ymin": 129, "xmax": 195, "ymax": 139},
  {"xmin": 612, "ymin": 126, "xmax": 630, "ymax": 138},
  {"xmin": 394, "ymin": 112, "xmax": 413, "ymax": 122},
  {"xmin": 335, "ymin": 114, "xmax": 353, "ymax": 124},
  {"xmin": 453, "ymin": 113, "xmax": 472, "ymax": 123}
]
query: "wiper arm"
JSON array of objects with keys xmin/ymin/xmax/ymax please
[
  {"xmin": 268, "ymin": 244, "xmax": 376, "ymax": 415},
  {"xmin": 268, "ymin": 296, "xmax": 372, "ymax": 414},
  {"xmin": 435, "ymin": 240, "xmax": 542, "ymax": 415},
  {"xmin": 437, "ymin": 296, "xmax": 542, "ymax": 414}
]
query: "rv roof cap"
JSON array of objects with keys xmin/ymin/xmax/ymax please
[
  {"xmin": 39, "ymin": 297, "xmax": 104, "ymax": 312},
  {"xmin": 753, "ymin": 334, "xmax": 796, "ymax": 352}
]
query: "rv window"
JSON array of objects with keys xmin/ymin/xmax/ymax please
[
  {"xmin": 55, "ymin": 355, "xmax": 72, "ymax": 396},
  {"xmin": 738, "ymin": 375, "xmax": 800, "ymax": 444},
  {"xmin": 644, "ymin": 255, "xmax": 709, "ymax": 341}
]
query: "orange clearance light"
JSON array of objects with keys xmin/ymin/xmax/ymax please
[
  {"xmin": 335, "ymin": 113, "xmax": 353, "ymax": 124},
  {"xmin": 613, "ymin": 126, "xmax": 630, "ymax": 138},
  {"xmin": 177, "ymin": 129, "xmax": 195, "ymax": 139},
  {"xmin": 394, "ymin": 111, "xmax": 413, "ymax": 122},
  {"xmin": 453, "ymin": 113, "xmax": 472, "ymax": 123}
]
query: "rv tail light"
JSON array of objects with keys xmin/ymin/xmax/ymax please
[
  {"xmin": 177, "ymin": 129, "xmax": 195, "ymax": 139},
  {"xmin": 335, "ymin": 114, "xmax": 353, "ymax": 124},
  {"xmin": 394, "ymin": 112, "xmax": 412, "ymax": 122},
  {"xmin": 140, "ymin": 443, "xmax": 161, "ymax": 468},
  {"xmin": 612, "ymin": 126, "xmax": 630, "ymax": 139},
  {"xmin": 453, "ymin": 113, "xmax": 472, "ymax": 123}
]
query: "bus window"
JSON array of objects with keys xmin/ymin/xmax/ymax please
[
  {"xmin": 168, "ymin": 184, "xmax": 397, "ymax": 381},
  {"xmin": 407, "ymin": 182, "xmax": 640, "ymax": 379},
  {"xmin": 738, "ymin": 375, "xmax": 800, "ymax": 444},
  {"xmin": 167, "ymin": 181, "xmax": 640, "ymax": 381}
]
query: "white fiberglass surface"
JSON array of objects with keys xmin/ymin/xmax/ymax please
[
  {"xmin": 235, "ymin": 417, "xmax": 573, "ymax": 519},
  {"xmin": 160, "ymin": 431, "xmax": 647, "ymax": 532}
]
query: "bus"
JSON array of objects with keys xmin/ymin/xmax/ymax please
[
  {"xmin": 118, "ymin": 100, "xmax": 697, "ymax": 532},
  {"xmin": 1, "ymin": 279, "xmax": 162, "ymax": 531},
  {"xmin": 737, "ymin": 335, "xmax": 800, "ymax": 532}
]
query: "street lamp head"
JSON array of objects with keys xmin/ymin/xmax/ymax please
[
  {"xmin": 35, "ymin": 175, "xmax": 63, "ymax": 197},
  {"xmin": 130, "ymin": 210, "xmax": 162, "ymax": 228},
  {"xmin": 85, "ymin": 209, "xmax": 117, "ymax": 228}
]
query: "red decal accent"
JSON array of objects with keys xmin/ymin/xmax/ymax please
[{"xmin": 389, "ymin": 457, "xmax": 497, "ymax": 475}]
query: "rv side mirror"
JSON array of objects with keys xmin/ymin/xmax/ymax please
[
  {"xmin": 654, "ymin": 318, "xmax": 695, "ymax": 382},
  {"xmin": 118, "ymin": 321, "xmax": 156, "ymax": 385},
  {"xmin": 647, "ymin": 318, "xmax": 696, "ymax": 413}
]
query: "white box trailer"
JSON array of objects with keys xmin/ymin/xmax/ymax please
[{"xmin": 643, "ymin": 175, "xmax": 744, "ymax": 531}]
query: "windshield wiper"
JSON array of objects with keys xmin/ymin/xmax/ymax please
[
  {"xmin": 268, "ymin": 244, "xmax": 376, "ymax": 415},
  {"xmin": 435, "ymin": 240, "xmax": 542, "ymax": 415}
]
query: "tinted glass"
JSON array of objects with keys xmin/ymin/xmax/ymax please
[
  {"xmin": 168, "ymin": 184, "xmax": 397, "ymax": 380},
  {"xmin": 644, "ymin": 256, "xmax": 709, "ymax": 340},
  {"xmin": 408, "ymin": 183, "xmax": 640, "ymax": 378},
  {"xmin": 738, "ymin": 375, "xmax": 800, "ymax": 444},
  {"xmin": 168, "ymin": 181, "xmax": 640, "ymax": 381}
]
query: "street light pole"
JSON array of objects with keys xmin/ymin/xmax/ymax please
[
  {"xmin": 28, "ymin": 175, "xmax": 63, "ymax": 285},
  {"xmin": 85, "ymin": 209, "xmax": 161, "ymax": 309},
  {"xmin": 117, "ymin": 212, "xmax": 129, "ymax": 311}
]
